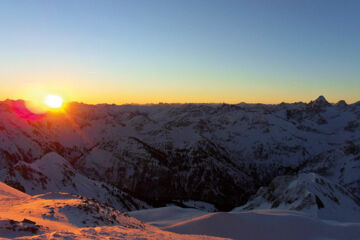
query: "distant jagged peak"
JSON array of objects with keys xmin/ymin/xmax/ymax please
[
  {"xmin": 309, "ymin": 95, "xmax": 331, "ymax": 108},
  {"xmin": 335, "ymin": 100, "xmax": 348, "ymax": 107},
  {"xmin": 315, "ymin": 95, "xmax": 329, "ymax": 104},
  {"xmin": 353, "ymin": 101, "xmax": 360, "ymax": 107}
]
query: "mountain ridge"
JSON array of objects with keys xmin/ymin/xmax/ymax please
[{"xmin": 0, "ymin": 96, "xmax": 359, "ymax": 211}]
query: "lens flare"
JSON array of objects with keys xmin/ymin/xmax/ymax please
[{"xmin": 11, "ymin": 100, "xmax": 45, "ymax": 121}]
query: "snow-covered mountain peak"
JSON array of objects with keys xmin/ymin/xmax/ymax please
[
  {"xmin": 31, "ymin": 152, "xmax": 68, "ymax": 174},
  {"xmin": 1, "ymin": 98, "xmax": 360, "ymax": 211},
  {"xmin": 309, "ymin": 95, "xmax": 331, "ymax": 108},
  {"xmin": 315, "ymin": 95, "xmax": 328, "ymax": 103},
  {"xmin": 336, "ymin": 100, "xmax": 348, "ymax": 107},
  {"xmin": 234, "ymin": 173, "xmax": 360, "ymax": 222}
]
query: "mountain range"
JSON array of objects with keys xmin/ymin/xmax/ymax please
[{"xmin": 0, "ymin": 96, "xmax": 360, "ymax": 239}]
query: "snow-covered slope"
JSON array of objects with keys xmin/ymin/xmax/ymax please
[
  {"xmin": 0, "ymin": 97, "xmax": 360, "ymax": 210},
  {"xmin": 0, "ymin": 181, "xmax": 224, "ymax": 240},
  {"xmin": 0, "ymin": 181, "xmax": 28, "ymax": 199},
  {"xmin": 233, "ymin": 173, "xmax": 360, "ymax": 222},
  {"xmin": 130, "ymin": 206, "xmax": 360, "ymax": 240},
  {"xmin": 0, "ymin": 152, "xmax": 148, "ymax": 211},
  {"xmin": 129, "ymin": 206, "xmax": 207, "ymax": 228},
  {"xmin": 1, "ymin": 97, "xmax": 360, "ymax": 238},
  {"xmin": 164, "ymin": 210, "xmax": 360, "ymax": 240}
]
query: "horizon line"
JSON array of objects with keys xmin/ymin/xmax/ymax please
[{"xmin": 2, "ymin": 97, "xmax": 359, "ymax": 107}]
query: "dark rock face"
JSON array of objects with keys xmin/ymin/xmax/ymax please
[
  {"xmin": 3, "ymin": 219, "xmax": 42, "ymax": 234},
  {"xmin": 0, "ymin": 97, "xmax": 359, "ymax": 210},
  {"xmin": 336, "ymin": 100, "xmax": 348, "ymax": 108},
  {"xmin": 310, "ymin": 95, "xmax": 331, "ymax": 108}
]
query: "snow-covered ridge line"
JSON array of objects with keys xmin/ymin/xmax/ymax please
[
  {"xmin": 0, "ymin": 181, "xmax": 225, "ymax": 240},
  {"xmin": 0, "ymin": 96, "xmax": 359, "ymax": 211},
  {"xmin": 233, "ymin": 173, "xmax": 360, "ymax": 222}
]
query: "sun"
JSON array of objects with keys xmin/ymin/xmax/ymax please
[{"xmin": 44, "ymin": 95, "xmax": 63, "ymax": 109}]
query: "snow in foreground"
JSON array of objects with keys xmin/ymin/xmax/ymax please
[
  {"xmin": 130, "ymin": 206, "xmax": 360, "ymax": 240},
  {"xmin": 0, "ymin": 182, "xmax": 225, "ymax": 240},
  {"xmin": 1, "ymin": 179, "xmax": 359, "ymax": 240}
]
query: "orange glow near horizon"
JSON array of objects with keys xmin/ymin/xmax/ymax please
[
  {"xmin": 10, "ymin": 89, "xmax": 67, "ymax": 121},
  {"xmin": 1, "ymin": 82, "xmax": 358, "ymax": 106}
]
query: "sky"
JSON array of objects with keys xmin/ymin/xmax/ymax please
[{"xmin": 0, "ymin": 0, "xmax": 359, "ymax": 104}]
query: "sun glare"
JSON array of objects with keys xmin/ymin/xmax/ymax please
[{"xmin": 44, "ymin": 95, "xmax": 63, "ymax": 109}]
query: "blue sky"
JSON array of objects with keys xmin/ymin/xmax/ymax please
[{"xmin": 0, "ymin": 0, "xmax": 359, "ymax": 103}]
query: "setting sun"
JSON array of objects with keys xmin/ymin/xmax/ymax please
[
  {"xmin": 1, "ymin": 1, "xmax": 360, "ymax": 239},
  {"xmin": 44, "ymin": 95, "xmax": 63, "ymax": 109}
]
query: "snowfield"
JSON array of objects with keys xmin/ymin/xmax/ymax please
[
  {"xmin": 165, "ymin": 210, "xmax": 360, "ymax": 240},
  {"xmin": 130, "ymin": 206, "xmax": 360, "ymax": 240},
  {"xmin": 0, "ymin": 96, "xmax": 360, "ymax": 239},
  {"xmin": 0, "ymin": 182, "xmax": 225, "ymax": 239},
  {"xmin": 1, "ymin": 181, "xmax": 358, "ymax": 240}
]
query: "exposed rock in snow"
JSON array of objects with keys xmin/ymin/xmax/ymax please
[
  {"xmin": 0, "ymin": 98, "xmax": 360, "ymax": 211},
  {"xmin": 181, "ymin": 200, "xmax": 217, "ymax": 212},
  {"xmin": 0, "ymin": 181, "xmax": 223, "ymax": 240},
  {"xmin": 310, "ymin": 95, "xmax": 331, "ymax": 107},
  {"xmin": 336, "ymin": 100, "xmax": 348, "ymax": 108},
  {"xmin": 233, "ymin": 173, "xmax": 360, "ymax": 222},
  {"xmin": 0, "ymin": 152, "xmax": 149, "ymax": 211},
  {"xmin": 1, "ymin": 97, "xmax": 360, "ymax": 239}
]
